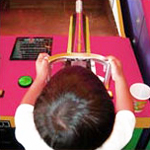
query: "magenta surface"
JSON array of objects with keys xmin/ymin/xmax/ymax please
[{"xmin": 0, "ymin": 36, "xmax": 149, "ymax": 117}]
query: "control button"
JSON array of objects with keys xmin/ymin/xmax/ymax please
[
  {"xmin": 18, "ymin": 76, "xmax": 33, "ymax": 87},
  {"xmin": 0, "ymin": 90, "xmax": 5, "ymax": 97}
]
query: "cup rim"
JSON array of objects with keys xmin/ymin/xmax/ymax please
[{"xmin": 130, "ymin": 83, "xmax": 150, "ymax": 100}]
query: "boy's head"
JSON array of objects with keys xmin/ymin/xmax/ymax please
[{"xmin": 34, "ymin": 66, "xmax": 115, "ymax": 150}]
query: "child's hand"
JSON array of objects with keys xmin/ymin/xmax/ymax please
[
  {"xmin": 35, "ymin": 53, "xmax": 50, "ymax": 84},
  {"xmin": 106, "ymin": 56, "xmax": 124, "ymax": 81}
]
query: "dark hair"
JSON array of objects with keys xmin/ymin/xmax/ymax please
[{"xmin": 34, "ymin": 66, "xmax": 115, "ymax": 150}]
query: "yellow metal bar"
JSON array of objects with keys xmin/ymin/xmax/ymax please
[
  {"xmin": 85, "ymin": 16, "xmax": 91, "ymax": 53},
  {"xmin": 116, "ymin": 0, "xmax": 126, "ymax": 38},
  {"xmin": 48, "ymin": 52, "xmax": 106, "ymax": 63},
  {"xmin": 67, "ymin": 16, "xmax": 73, "ymax": 54},
  {"xmin": 0, "ymin": 116, "xmax": 149, "ymax": 128},
  {"xmin": 77, "ymin": 13, "xmax": 82, "ymax": 52},
  {"xmin": 136, "ymin": 117, "xmax": 150, "ymax": 128},
  {"xmin": 0, "ymin": 116, "xmax": 15, "ymax": 127}
]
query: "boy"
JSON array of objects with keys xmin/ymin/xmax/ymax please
[{"xmin": 15, "ymin": 53, "xmax": 135, "ymax": 150}]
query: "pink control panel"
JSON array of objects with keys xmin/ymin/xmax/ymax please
[{"xmin": 0, "ymin": 36, "xmax": 149, "ymax": 118}]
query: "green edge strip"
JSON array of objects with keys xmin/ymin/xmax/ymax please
[{"xmin": 122, "ymin": 128, "xmax": 143, "ymax": 150}]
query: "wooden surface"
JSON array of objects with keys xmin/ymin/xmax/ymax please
[{"xmin": 0, "ymin": 0, "xmax": 118, "ymax": 36}]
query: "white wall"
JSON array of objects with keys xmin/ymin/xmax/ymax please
[{"xmin": 109, "ymin": 0, "xmax": 122, "ymax": 36}]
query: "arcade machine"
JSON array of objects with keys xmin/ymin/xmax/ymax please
[
  {"xmin": 120, "ymin": 0, "xmax": 150, "ymax": 149},
  {"xmin": 121, "ymin": 0, "xmax": 150, "ymax": 87},
  {"xmin": 0, "ymin": 0, "xmax": 150, "ymax": 149}
]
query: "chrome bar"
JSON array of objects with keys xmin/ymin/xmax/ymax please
[{"xmin": 48, "ymin": 53, "xmax": 111, "ymax": 88}]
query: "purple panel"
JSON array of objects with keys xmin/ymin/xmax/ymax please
[
  {"xmin": 127, "ymin": 0, "xmax": 144, "ymax": 43},
  {"xmin": 138, "ymin": 18, "xmax": 150, "ymax": 85}
]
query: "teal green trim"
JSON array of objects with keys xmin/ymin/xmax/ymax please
[
  {"xmin": 146, "ymin": 139, "xmax": 150, "ymax": 150},
  {"xmin": 122, "ymin": 128, "xmax": 143, "ymax": 150}
]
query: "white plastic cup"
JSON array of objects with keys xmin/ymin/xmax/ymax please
[{"xmin": 130, "ymin": 83, "xmax": 150, "ymax": 112}]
